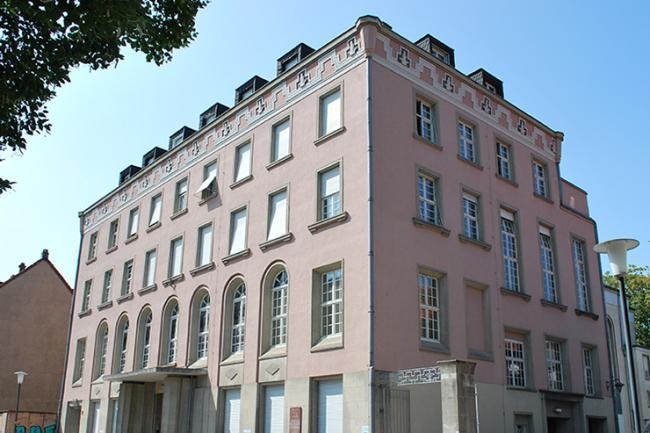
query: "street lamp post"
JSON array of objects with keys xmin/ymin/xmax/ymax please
[
  {"xmin": 14, "ymin": 371, "xmax": 27, "ymax": 424},
  {"xmin": 594, "ymin": 238, "xmax": 641, "ymax": 433}
]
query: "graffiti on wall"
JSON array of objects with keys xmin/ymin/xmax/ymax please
[{"xmin": 14, "ymin": 425, "xmax": 56, "ymax": 433}]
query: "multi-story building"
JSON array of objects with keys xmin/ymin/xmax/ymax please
[
  {"xmin": 0, "ymin": 250, "xmax": 72, "ymax": 433},
  {"xmin": 61, "ymin": 16, "xmax": 613, "ymax": 433}
]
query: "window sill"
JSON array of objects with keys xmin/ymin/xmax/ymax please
[
  {"xmin": 71, "ymin": 380, "xmax": 83, "ymax": 388},
  {"xmin": 189, "ymin": 358, "xmax": 209, "ymax": 369},
  {"xmin": 221, "ymin": 352, "xmax": 244, "ymax": 366},
  {"xmin": 146, "ymin": 221, "xmax": 161, "ymax": 233},
  {"xmin": 125, "ymin": 234, "xmax": 138, "ymax": 245},
  {"xmin": 91, "ymin": 377, "xmax": 105, "ymax": 385},
  {"xmin": 190, "ymin": 262, "xmax": 216, "ymax": 276},
  {"xmin": 230, "ymin": 174, "xmax": 253, "ymax": 190},
  {"xmin": 575, "ymin": 309, "xmax": 599, "ymax": 320},
  {"xmin": 259, "ymin": 346, "xmax": 287, "ymax": 360},
  {"xmin": 266, "ymin": 153, "xmax": 294, "ymax": 170},
  {"xmin": 540, "ymin": 299, "xmax": 568, "ymax": 312},
  {"xmin": 105, "ymin": 245, "xmax": 118, "ymax": 255},
  {"xmin": 97, "ymin": 301, "xmax": 113, "ymax": 311},
  {"xmin": 116, "ymin": 292, "xmax": 134, "ymax": 304},
  {"xmin": 412, "ymin": 133, "xmax": 443, "ymax": 151},
  {"xmin": 311, "ymin": 335, "xmax": 343, "ymax": 353},
  {"xmin": 314, "ymin": 126, "xmax": 346, "ymax": 146},
  {"xmin": 170, "ymin": 208, "xmax": 188, "ymax": 220},
  {"xmin": 419, "ymin": 340, "xmax": 450, "ymax": 354},
  {"xmin": 198, "ymin": 193, "xmax": 218, "ymax": 206},
  {"xmin": 137, "ymin": 284, "xmax": 157, "ymax": 295},
  {"xmin": 412, "ymin": 218, "xmax": 450, "ymax": 237},
  {"xmin": 162, "ymin": 274, "xmax": 185, "ymax": 287},
  {"xmin": 495, "ymin": 173, "xmax": 518, "ymax": 188},
  {"xmin": 534, "ymin": 193, "xmax": 554, "ymax": 204},
  {"xmin": 506, "ymin": 386, "xmax": 537, "ymax": 393},
  {"xmin": 308, "ymin": 212, "xmax": 349, "ymax": 233},
  {"xmin": 457, "ymin": 154, "xmax": 483, "ymax": 170},
  {"xmin": 500, "ymin": 287, "xmax": 531, "ymax": 302},
  {"xmin": 458, "ymin": 234, "xmax": 491, "ymax": 251},
  {"xmin": 85, "ymin": 257, "xmax": 97, "ymax": 265},
  {"xmin": 77, "ymin": 309, "xmax": 91, "ymax": 318},
  {"xmin": 221, "ymin": 248, "xmax": 251, "ymax": 265},
  {"xmin": 259, "ymin": 233, "xmax": 294, "ymax": 251},
  {"xmin": 468, "ymin": 349, "xmax": 494, "ymax": 362}
]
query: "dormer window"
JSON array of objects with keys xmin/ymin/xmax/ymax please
[
  {"xmin": 199, "ymin": 103, "xmax": 229, "ymax": 128},
  {"xmin": 468, "ymin": 68, "xmax": 504, "ymax": 98},
  {"xmin": 168, "ymin": 126, "xmax": 196, "ymax": 150},
  {"xmin": 276, "ymin": 43, "xmax": 315, "ymax": 75},
  {"xmin": 234, "ymin": 76, "xmax": 268, "ymax": 104},
  {"xmin": 414, "ymin": 34, "xmax": 455, "ymax": 67}
]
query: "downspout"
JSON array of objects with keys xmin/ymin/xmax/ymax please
[
  {"xmin": 55, "ymin": 215, "xmax": 84, "ymax": 433},
  {"xmin": 366, "ymin": 54, "xmax": 376, "ymax": 432}
]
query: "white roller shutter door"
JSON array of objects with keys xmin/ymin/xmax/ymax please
[{"xmin": 318, "ymin": 379, "xmax": 343, "ymax": 433}]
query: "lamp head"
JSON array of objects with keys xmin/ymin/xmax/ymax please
[
  {"xmin": 594, "ymin": 238, "xmax": 639, "ymax": 276},
  {"xmin": 14, "ymin": 371, "xmax": 27, "ymax": 385}
]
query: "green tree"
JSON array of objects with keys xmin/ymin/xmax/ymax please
[
  {"xmin": 0, "ymin": 0, "xmax": 209, "ymax": 193},
  {"xmin": 604, "ymin": 264, "xmax": 650, "ymax": 347}
]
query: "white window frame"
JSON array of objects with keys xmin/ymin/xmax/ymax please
[
  {"xmin": 234, "ymin": 142, "xmax": 252, "ymax": 183},
  {"xmin": 505, "ymin": 338, "xmax": 526, "ymax": 388},
  {"xmin": 318, "ymin": 164, "xmax": 342, "ymax": 221},
  {"xmin": 319, "ymin": 87, "xmax": 342, "ymax": 137},
  {"xmin": 416, "ymin": 98, "xmax": 436, "ymax": 142},
  {"xmin": 419, "ymin": 272, "xmax": 440, "ymax": 343},
  {"xmin": 121, "ymin": 259, "xmax": 134, "ymax": 296},
  {"xmin": 143, "ymin": 249, "xmax": 157, "ymax": 288},
  {"xmin": 462, "ymin": 192, "xmax": 479, "ymax": 240},
  {"xmin": 73, "ymin": 338, "xmax": 86, "ymax": 383},
  {"xmin": 197, "ymin": 294, "xmax": 210, "ymax": 359},
  {"xmin": 168, "ymin": 237, "xmax": 184, "ymax": 278},
  {"xmin": 496, "ymin": 142, "xmax": 512, "ymax": 180},
  {"xmin": 101, "ymin": 270, "xmax": 112, "ymax": 304},
  {"xmin": 539, "ymin": 226, "xmax": 557, "ymax": 303},
  {"xmin": 458, "ymin": 120, "xmax": 476, "ymax": 162},
  {"xmin": 583, "ymin": 347, "xmax": 595, "ymax": 396},
  {"xmin": 88, "ymin": 232, "xmax": 98, "ymax": 261},
  {"xmin": 271, "ymin": 117, "xmax": 291, "ymax": 162},
  {"xmin": 141, "ymin": 312, "xmax": 152, "ymax": 369},
  {"xmin": 167, "ymin": 303, "xmax": 179, "ymax": 364},
  {"xmin": 81, "ymin": 279, "xmax": 92, "ymax": 312},
  {"xmin": 546, "ymin": 340, "xmax": 564, "ymax": 391},
  {"xmin": 149, "ymin": 194, "xmax": 162, "ymax": 226},
  {"xmin": 196, "ymin": 223, "xmax": 214, "ymax": 267},
  {"xmin": 127, "ymin": 207, "xmax": 139, "ymax": 238},
  {"xmin": 231, "ymin": 284, "xmax": 247, "ymax": 354},
  {"xmin": 94, "ymin": 323, "xmax": 108, "ymax": 379},
  {"xmin": 196, "ymin": 160, "xmax": 218, "ymax": 200},
  {"xmin": 174, "ymin": 178, "xmax": 189, "ymax": 214},
  {"xmin": 533, "ymin": 160, "xmax": 548, "ymax": 197},
  {"xmin": 500, "ymin": 210, "xmax": 520, "ymax": 292},
  {"xmin": 117, "ymin": 319, "xmax": 129, "ymax": 373},
  {"xmin": 108, "ymin": 219, "xmax": 119, "ymax": 249},
  {"xmin": 572, "ymin": 238, "xmax": 591, "ymax": 312},
  {"xmin": 417, "ymin": 172, "xmax": 441, "ymax": 225},
  {"xmin": 229, "ymin": 207, "xmax": 248, "ymax": 255},
  {"xmin": 270, "ymin": 270, "xmax": 288, "ymax": 347},
  {"xmin": 320, "ymin": 268, "xmax": 343, "ymax": 339},
  {"xmin": 267, "ymin": 189, "xmax": 289, "ymax": 240}
]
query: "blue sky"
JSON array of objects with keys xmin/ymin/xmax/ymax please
[{"xmin": 1, "ymin": 0, "xmax": 649, "ymax": 283}]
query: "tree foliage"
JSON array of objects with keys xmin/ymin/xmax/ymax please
[
  {"xmin": 0, "ymin": 0, "xmax": 208, "ymax": 193},
  {"xmin": 604, "ymin": 264, "xmax": 650, "ymax": 348}
]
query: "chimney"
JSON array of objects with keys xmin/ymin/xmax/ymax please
[
  {"xmin": 19, "ymin": 263, "xmax": 26, "ymax": 272},
  {"xmin": 42, "ymin": 249, "xmax": 49, "ymax": 260}
]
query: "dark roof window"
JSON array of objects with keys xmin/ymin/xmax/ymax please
[
  {"xmin": 169, "ymin": 126, "xmax": 196, "ymax": 150},
  {"xmin": 468, "ymin": 68, "xmax": 504, "ymax": 98},
  {"xmin": 142, "ymin": 147, "xmax": 167, "ymax": 167},
  {"xmin": 276, "ymin": 43, "xmax": 315, "ymax": 75},
  {"xmin": 119, "ymin": 165, "xmax": 141, "ymax": 185},
  {"xmin": 415, "ymin": 34, "xmax": 455, "ymax": 67},
  {"xmin": 235, "ymin": 75, "xmax": 268, "ymax": 104},
  {"xmin": 199, "ymin": 103, "xmax": 230, "ymax": 129}
]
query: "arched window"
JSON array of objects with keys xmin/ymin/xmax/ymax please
[
  {"xmin": 231, "ymin": 284, "xmax": 246, "ymax": 354},
  {"xmin": 135, "ymin": 308, "xmax": 153, "ymax": 370},
  {"xmin": 197, "ymin": 294, "xmax": 210, "ymax": 359},
  {"xmin": 270, "ymin": 270, "xmax": 288, "ymax": 347},
  {"xmin": 93, "ymin": 321, "xmax": 109, "ymax": 380},
  {"xmin": 160, "ymin": 299, "xmax": 179, "ymax": 365},
  {"xmin": 114, "ymin": 316, "xmax": 129, "ymax": 373}
]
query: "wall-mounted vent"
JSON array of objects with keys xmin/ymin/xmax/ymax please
[
  {"xmin": 199, "ymin": 103, "xmax": 230, "ymax": 128},
  {"xmin": 468, "ymin": 68, "xmax": 504, "ymax": 98},
  {"xmin": 235, "ymin": 75, "xmax": 269, "ymax": 104},
  {"xmin": 119, "ymin": 165, "xmax": 141, "ymax": 185},
  {"xmin": 276, "ymin": 43, "xmax": 315, "ymax": 75},
  {"xmin": 142, "ymin": 147, "xmax": 167, "ymax": 168},
  {"xmin": 168, "ymin": 126, "xmax": 196, "ymax": 150},
  {"xmin": 414, "ymin": 34, "xmax": 455, "ymax": 67}
]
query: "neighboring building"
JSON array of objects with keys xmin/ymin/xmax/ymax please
[
  {"xmin": 61, "ymin": 16, "xmax": 613, "ymax": 433},
  {"xmin": 0, "ymin": 250, "xmax": 72, "ymax": 433},
  {"xmin": 604, "ymin": 284, "xmax": 650, "ymax": 432}
]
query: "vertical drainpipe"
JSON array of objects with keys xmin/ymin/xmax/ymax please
[
  {"xmin": 55, "ymin": 214, "xmax": 85, "ymax": 433},
  {"xmin": 366, "ymin": 51, "xmax": 376, "ymax": 433}
]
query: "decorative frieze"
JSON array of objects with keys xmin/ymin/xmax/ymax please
[{"xmin": 391, "ymin": 366, "xmax": 441, "ymax": 386}]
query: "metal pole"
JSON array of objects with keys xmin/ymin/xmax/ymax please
[
  {"xmin": 14, "ymin": 381, "xmax": 21, "ymax": 423},
  {"xmin": 619, "ymin": 275, "xmax": 641, "ymax": 433}
]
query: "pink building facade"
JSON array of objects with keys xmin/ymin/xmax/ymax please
[{"xmin": 61, "ymin": 16, "xmax": 613, "ymax": 433}]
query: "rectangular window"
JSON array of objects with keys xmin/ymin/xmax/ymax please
[
  {"xmin": 263, "ymin": 384, "xmax": 285, "ymax": 433},
  {"xmin": 72, "ymin": 338, "xmax": 86, "ymax": 383},
  {"xmin": 197, "ymin": 161, "xmax": 218, "ymax": 200},
  {"xmin": 317, "ymin": 379, "xmax": 343, "ymax": 433},
  {"xmin": 417, "ymin": 172, "xmax": 441, "ymax": 225},
  {"xmin": 196, "ymin": 223, "xmax": 213, "ymax": 267},
  {"xmin": 496, "ymin": 142, "xmax": 512, "ymax": 180},
  {"xmin": 88, "ymin": 232, "xmax": 98, "ymax": 261},
  {"xmin": 462, "ymin": 192, "xmax": 479, "ymax": 240},
  {"xmin": 168, "ymin": 237, "xmax": 183, "ymax": 278},
  {"xmin": 234, "ymin": 142, "xmax": 252, "ymax": 182},
  {"xmin": 224, "ymin": 388, "xmax": 241, "ymax": 433},
  {"xmin": 514, "ymin": 415, "xmax": 532, "ymax": 433},
  {"xmin": 319, "ymin": 88, "xmax": 342, "ymax": 137},
  {"xmin": 419, "ymin": 272, "xmax": 440, "ymax": 342},
  {"xmin": 539, "ymin": 226, "xmax": 557, "ymax": 303},
  {"xmin": 272, "ymin": 118, "xmax": 291, "ymax": 161},
  {"xmin": 505, "ymin": 339, "xmax": 526, "ymax": 388},
  {"xmin": 546, "ymin": 340, "xmax": 564, "ymax": 391},
  {"xmin": 174, "ymin": 178, "xmax": 188, "ymax": 213},
  {"xmin": 416, "ymin": 99, "xmax": 436, "ymax": 142},
  {"xmin": 318, "ymin": 165, "xmax": 341, "ymax": 220},
  {"xmin": 89, "ymin": 401, "xmax": 101, "ymax": 433},
  {"xmin": 143, "ymin": 249, "xmax": 157, "ymax": 287},
  {"xmin": 500, "ymin": 209, "xmax": 520, "ymax": 292},
  {"xmin": 108, "ymin": 219, "xmax": 119, "ymax": 249},
  {"xmin": 121, "ymin": 260, "xmax": 134, "ymax": 295},
  {"xmin": 458, "ymin": 121, "xmax": 476, "ymax": 162},
  {"xmin": 127, "ymin": 207, "xmax": 139, "ymax": 238},
  {"xmin": 149, "ymin": 194, "xmax": 162, "ymax": 226},
  {"xmin": 583, "ymin": 347, "xmax": 595, "ymax": 396},
  {"xmin": 268, "ymin": 189, "xmax": 288, "ymax": 240},
  {"xmin": 320, "ymin": 267, "xmax": 343, "ymax": 338},
  {"xmin": 533, "ymin": 161, "xmax": 548, "ymax": 197},
  {"xmin": 572, "ymin": 238, "xmax": 591, "ymax": 311},
  {"xmin": 81, "ymin": 279, "xmax": 92, "ymax": 312},
  {"xmin": 101, "ymin": 270, "xmax": 112, "ymax": 304},
  {"xmin": 229, "ymin": 208, "xmax": 248, "ymax": 255}
]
